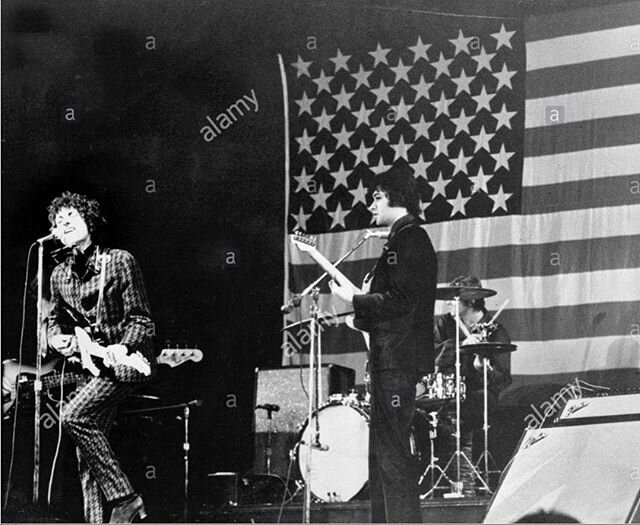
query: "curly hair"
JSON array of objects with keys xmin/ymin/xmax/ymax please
[
  {"xmin": 47, "ymin": 191, "xmax": 106, "ymax": 236},
  {"xmin": 373, "ymin": 165, "xmax": 421, "ymax": 219}
]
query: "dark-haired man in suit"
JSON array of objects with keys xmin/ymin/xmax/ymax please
[{"xmin": 330, "ymin": 166, "xmax": 437, "ymax": 523}]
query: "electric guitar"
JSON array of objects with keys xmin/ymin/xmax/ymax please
[
  {"xmin": 291, "ymin": 231, "xmax": 372, "ymax": 348},
  {"xmin": 2, "ymin": 348, "xmax": 203, "ymax": 418}
]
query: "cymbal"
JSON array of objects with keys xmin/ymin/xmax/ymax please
[
  {"xmin": 460, "ymin": 342, "xmax": 518, "ymax": 357},
  {"xmin": 435, "ymin": 286, "xmax": 497, "ymax": 301}
]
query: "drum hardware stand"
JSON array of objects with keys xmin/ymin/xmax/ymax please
[
  {"xmin": 419, "ymin": 410, "xmax": 452, "ymax": 499},
  {"xmin": 474, "ymin": 356, "xmax": 500, "ymax": 491},
  {"xmin": 256, "ymin": 404, "xmax": 280, "ymax": 475},
  {"xmin": 122, "ymin": 398, "xmax": 202, "ymax": 522},
  {"xmin": 434, "ymin": 295, "xmax": 489, "ymax": 497}
]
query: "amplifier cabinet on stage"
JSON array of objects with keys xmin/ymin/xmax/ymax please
[
  {"xmin": 483, "ymin": 393, "xmax": 640, "ymax": 524},
  {"xmin": 253, "ymin": 364, "xmax": 355, "ymax": 478}
]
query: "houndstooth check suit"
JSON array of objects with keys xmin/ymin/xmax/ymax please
[{"xmin": 48, "ymin": 245, "xmax": 156, "ymax": 523}]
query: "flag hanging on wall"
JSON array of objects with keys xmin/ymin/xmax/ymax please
[{"xmin": 281, "ymin": 2, "xmax": 640, "ymax": 403}]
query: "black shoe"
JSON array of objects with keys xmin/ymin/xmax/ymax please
[{"xmin": 109, "ymin": 494, "xmax": 147, "ymax": 523}]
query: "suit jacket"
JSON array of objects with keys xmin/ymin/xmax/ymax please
[
  {"xmin": 352, "ymin": 214, "xmax": 437, "ymax": 377},
  {"xmin": 48, "ymin": 245, "xmax": 156, "ymax": 382}
]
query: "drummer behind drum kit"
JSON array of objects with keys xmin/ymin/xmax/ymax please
[{"xmin": 274, "ymin": 284, "xmax": 517, "ymax": 504}]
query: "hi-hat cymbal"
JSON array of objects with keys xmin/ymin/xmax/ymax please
[
  {"xmin": 435, "ymin": 286, "xmax": 497, "ymax": 301},
  {"xmin": 460, "ymin": 342, "xmax": 517, "ymax": 357}
]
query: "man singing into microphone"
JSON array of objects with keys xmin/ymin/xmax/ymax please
[
  {"xmin": 47, "ymin": 191, "xmax": 155, "ymax": 523},
  {"xmin": 330, "ymin": 166, "xmax": 437, "ymax": 523}
]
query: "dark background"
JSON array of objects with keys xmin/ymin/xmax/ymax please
[{"xmin": 1, "ymin": 0, "xmax": 613, "ymax": 521}]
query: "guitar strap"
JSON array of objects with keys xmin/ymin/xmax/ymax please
[{"xmin": 95, "ymin": 247, "xmax": 107, "ymax": 332}]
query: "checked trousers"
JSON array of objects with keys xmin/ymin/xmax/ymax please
[
  {"xmin": 368, "ymin": 370, "xmax": 422, "ymax": 523},
  {"xmin": 62, "ymin": 377, "xmax": 136, "ymax": 523}
]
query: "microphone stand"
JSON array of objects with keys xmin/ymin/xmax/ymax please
[{"xmin": 33, "ymin": 239, "xmax": 47, "ymax": 504}]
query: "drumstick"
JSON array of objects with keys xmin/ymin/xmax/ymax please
[{"xmin": 488, "ymin": 299, "xmax": 510, "ymax": 325}]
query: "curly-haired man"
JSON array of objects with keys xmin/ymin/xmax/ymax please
[{"xmin": 47, "ymin": 191, "xmax": 155, "ymax": 523}]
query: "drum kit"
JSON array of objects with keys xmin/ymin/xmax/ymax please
[{"xmin": 278, "ymin": 283, "xmax": 518, "ymax": 504}]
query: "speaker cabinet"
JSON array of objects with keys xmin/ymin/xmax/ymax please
[
  {"xmin": 483, "ymin": 393, "xmax": 640, "ymax": 524},
  {"xmin": 253, "ymin": 364, "xmax": 355, "ymax": 478}
]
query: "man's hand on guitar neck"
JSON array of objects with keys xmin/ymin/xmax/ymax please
[
  {"xmin": 329, "ymin": 279, "xmax": 361, "ymax": 307},
  {"xmin": 50, "ymin": 334, "xmax": 78, "ymax": 357}
]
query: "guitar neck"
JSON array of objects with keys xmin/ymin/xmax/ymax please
[{"xmin": 305, "ymin": 248, "xmax": 357, "ymax": 290}]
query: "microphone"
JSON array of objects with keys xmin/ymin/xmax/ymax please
[
  {"xmin": 365, "ymin": 229, "xmax": 389, "ymax": 239},
  {"xmin": 187, "ymin": 399, "xmax": 204, "ymax": 408},
  {"xmin": 281, "ymin": 295, "xmax": 302, "ymax": 314},
  {"xmin": 300, "ymin": 440, "xmax": 329, "ymax": 451},
  {"xmin": 255, "ymin": 403, "xmax": 280, "ymax": 412},
  {"xmin": 36, "ymin": 233, "xmax": 56, "ymax": 243}
]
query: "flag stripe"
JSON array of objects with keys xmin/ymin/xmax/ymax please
[
  {"xmin": 524, "ymin": 113, "xmax": 640, "ymax": 156},
  {"xmin": 291, "ymin": 234, "xmax": 640, "ymax": 289},
  {"xmin": 526, "ymin": 55, "xmax": 640, "ymax": 99},
  {"xmin": 512, "ymin": 335, "xmax": 640, "ymax": 375},
  {"xmin": 521, "ymin": 175, "xmax": 639, "ymax": 213},
  {"xmin": 525, "ymin": 84, "xmax": 640, "ymax": 128},
  {"xmin": 522, "ymin": 144, "xmax": 640, "ymax": 187},
  {"xmin": 288, "ymin": 205, "xmax": 640, "ymax": 263},
  {"xmin": 526, "ymin": 24, "xmax": 640, "ymax": 71},
  {"xmin": 525, "ymin": 1, "xmax": 640, "ymax": 42}
]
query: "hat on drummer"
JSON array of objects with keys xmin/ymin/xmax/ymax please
[{"xmin": 449, "ymin": 275, "xmax": 485, "ymax": 310}]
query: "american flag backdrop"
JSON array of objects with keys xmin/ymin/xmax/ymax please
[{"xmin": 281, "ymin": 3, "xmax": 640, "ymax": 403}]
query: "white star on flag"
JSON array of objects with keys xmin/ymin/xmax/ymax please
[
  {"xmin": 329, "ymin": 202, "xmax": 349, "ymax": 229},
  {"xmin": 333, "ymin": 86, "xmax": 354, "ymax": 111},
  {"xmin": 452, "ymin": 148, "xmax": 472, "ymax": 175},
  {"xmin": 371, "ymin": 157, "xmax": 391, "ymax": 174},
  {"xmin": 291, "ymin": 55, "xmax": 312, "ymax": 78},
  {"xmin": 371, "ymin": 80, "xmax": 393, "ymax": 104},
  {"xmin": 293, "ymin": 166, "xmax": 314, "ymax": 193},
  {"xmin": 349, "ymin": 179, "xmax": 368, "ymax": 206},
  {"xmin": 353, "ymin": 141, "xmax": 374, "ymax": 165},
  {"xmin": 471, "ymin": 125, "xmax": 495, "ymax": 152},
  {"xmin": 412, "ymin": 115, "xmax": 431, "ymax": 139},
  {"xmin": 330, "ymin": 48, "xmax": 352, "ymax": 72},
  {"xmin": 372, "ymin": 120, "xmax": 392, "ymax": 143},
  {"xmin": 469, "ymin": 166, "xmax": 493, "ymax": 193},
  {"xmin": 330, "ymin": 162, "xmax": 352, "ymax": 189},
  {"xmin": 390, "ymin": 58, "xmax": 412, "ymax": 83},
  {"xmin": 393, "ymin": 96, "xmax": 411, "ymax": 122},
  {"xmin": 352, "ymin": 64, "xmax": 372, "ymax": 89},
  {"xmin": 295, "ymin": 92, "xmax": 314, "ymax": 116},
  {"xmin": 429, "ymin": 172, "xmax": 450, "ymax": 198},
  {"xmin": 494, "ymin": 103, "xmax": 517, "ymax": 130},
  {"xmin": 354, "ymin": 102, "xmax": 374, "ymax": 127},
  {"xmin": 313, "ymin": 145, "xmax": 332, "ymax": 171},
  {"xmin": 492, "ymin": 144, "xmax": 514, "ymax": 171},
  {"xmin": 333, "ymin": 125, "xmax": 354, "ymax": 149},
  {"xmin": 369, "ymin": 43, "xmax": 391, "ymax": 67},
  {"xmin": 491, "ymin": 24, "xmax": 516, "ymax": 50},
  {"xmin": 452, "ymin": 69, "xmax": 474, "ymax": 95},
  {"xmin": 432, "ymin": 92, "xmax": 452, "ymax": 118},
  {"xmin": 452, "ymin": 108, "xmax": 473, "ymax": 135},
  {"xmin": 432, "ymin": 52, "xmax": 453, "ymax": 78},
  {"xmin": 494, "ymin": 63, "xmax": 517, "ymax": 90},
  {"xmin": 311, "ymin": 184, "xmax": 331, "ymax": 210},
  {"xmin": 431, "ymin": 130, "xmax": 453, "ymax": 157},
  {"xmin": 413, "ymin": 74, "xmax": 433, "ymax": 101},
  {"xmin": 296, "ymin": 128, "xmax": 314, "ymax": 153},
  {"xmin": 489, "ymin": 184, "xmax": 513, "ymax": 212},
  {"xmin": 312, "ymin": 69, "xmax": 334, "ymax": 93},
  {"xmin": 473, "ymin": 86, "xmax": 494, "ymax": 112},
  {"xmin": 472, "ymin": 46, "xmax": 495, "ymax": 72},
  {"xmin": 449, "ymin": 189, "xmax": 470, "ymax": 216},
  {"xmin": 313, "ymin": 108, "xmax": 332, "ymax": 131},
  {"xmin": 291, "ymin": 206, "xmax": 311, "ymax": 230},
  {"xmin": 392, "ymin": 136, "xmax": 410, "ymax": 161},
  {"xmin": 449, "ymin": 30, "xmax": 473, "ymax": 55},
  {"xmin": 409, "ymin": 36, "xmax": 431, "ymax": 63},
  {"xmin": 412, "ymin": 154, "xmax": 431, "ymax": 179}
]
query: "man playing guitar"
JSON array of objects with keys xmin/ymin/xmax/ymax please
[{"xmin": 47, "ymin": 191, "xmax": 155, "ymax": 523}]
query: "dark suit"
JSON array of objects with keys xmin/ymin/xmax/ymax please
[{"xmin": 353, "ymin": 214, "xmax": 437, "ymax": 523}]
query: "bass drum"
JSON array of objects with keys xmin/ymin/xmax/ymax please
[{"xmin": 296, "ymin": 402, "xmax": 370, "ymax": 502}]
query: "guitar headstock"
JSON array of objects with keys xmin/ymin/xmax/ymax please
[
  {"xmin": 292, "ymin": 230, "xmax": 317, "ymax": 252},
  {"xmin": 158, "ymin": 348, "xmax": 203, "ymax": 368}
]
